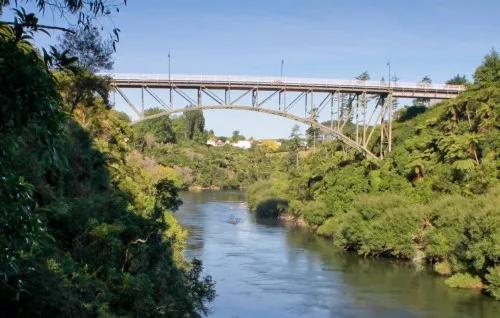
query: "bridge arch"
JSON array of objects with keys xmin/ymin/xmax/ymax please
[{"xmin": 132, "ymin": 105, "xmax": 377, "ymax": 159}]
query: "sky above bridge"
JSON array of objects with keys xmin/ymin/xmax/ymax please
[{"xmin": 6, "ymin": 0, "xmax": 499, "ymax": 139}]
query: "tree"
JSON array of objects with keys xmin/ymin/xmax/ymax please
[
  {"xmin": 58, "ymin": 26, "xmax": 114, "ymax": 72},
  {"xmin": 0, "ymin": 3, "xmax": 218, "ymax": 315},
  {"xmin": 0, "ymin": 1, "xmax": 125, "ymax": 50},
  {"xmin": 414, "ymin": 75, "xmax": 432, "ymax": 107},
  {"xmin": 290, "ymin": 124, "xmax": 301, "ymax": 143},
  {"xmin": 284, "ymin": 124, "xmax": 302, "ymax": 169},
  {"xmin": 421, "ymin": 75, "xmax": 432, "ymax": 85},
  {"xmin": 231, "ymin": 130, "xmax": 245, "ymax": 142},
  {"xmin": 133, "ymin": 108, "xmax": 176, "ymax": 148},
  {"xmin": 473, "ymin": 49, "xmax": 500, "ymax": 86},
  {"xmin": 356, "ymin": 71, "xmax": 370, "ymax": 81},
  {"xmin": 185, "ymin": 109, "xmax": 205, "ymax": 140},
  {"xmin": 446, "ymin": 74, "xmax": 468, "ymax": 85},
  {"xmin": 306, "ymin": 125, "xmax": 321, "ymax": 148}
]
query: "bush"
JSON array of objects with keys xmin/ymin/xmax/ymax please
[
  {"xmin": 445, "ymin": 273, "xmax": 484, "ymax": 289},
  {"xmin": 434, "ymin": 261, "xmax": 452, "ymax": 276},
  {"xmin": 485, "ymin": 266, "xmax": 500, "ymax": 300}
]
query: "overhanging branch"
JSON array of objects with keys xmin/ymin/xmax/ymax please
[{"xmin": 0, "ymin": 21, "xmax": 75, "ymax": 33}]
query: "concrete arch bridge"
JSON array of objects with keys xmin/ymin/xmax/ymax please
[{"xmin": 107, "ymin": 73, "xmax": 464, "ymax": 159}]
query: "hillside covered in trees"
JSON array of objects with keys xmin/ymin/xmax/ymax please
[
  {"xmin": 247, "ymin": 51, "xmax": 500, "ymax": 299},
  {"xmin": 0, "ymin": 21, "xmax": 214, "ymax": 317},
  {"xmin": 130, "ymin": 108, "xmax": 282, "ymax": 190}
]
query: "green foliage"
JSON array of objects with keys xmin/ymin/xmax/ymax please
[
  {"xmin": 434, "ymin": 261, "xmax": 452, "ymax": 275},
  {"xmin": 246, "ymin": 50, "xmax": 500, "ymax": 298},
  {"xmin": 133, "ymin": 108, "xmax": 177, "ymax": 148},
  {"xmin": 58, "ymin": 26, "xmax": 114, "ymax": 72},
  {"xmin": 247, "ymin": 177, "xmax": 289, "ymax": 217},
  {"xmin": 136, "ymin": 128, "xmax": 279, "ymax": 189},
  {"xmin": 0, "ymin": 30, "xmax": 214, "ymax": 317},
  {"xmin": 356, "ymin": 71, "xmax": 370, "ymax": 81},
  {"xmin": 445, "ymin": 273, "xmax": 483, "ymax": 289},
  {"xmin": 486, "ymin": 266, "xmax": 500, "ymax": 300},
  {"xmin": 185, "ymin": 109, "xmax": 205, "ymax": 141},
  {"xmin": 474, "ymin": 49, "xmax": 500, "ymax": 86},
  {"xmin": 231, "ymin": 130, "xmax": 245, "ymax": 142},
  {"xmin": 447, "ymin": 74, "xmax": 468, "ymax": 85},
  {"xmin": 396, "ymin": 105, "xmax": 427, "ymax": 122}
]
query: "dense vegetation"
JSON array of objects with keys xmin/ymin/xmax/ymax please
[
  {"xmin": 247, "ymin": 51, "xmax": 500, "ymax": 299},
  {"xmin": 0, "ymin": 25, "xmax": 214, "ymax": 316},
  {"xmin": 131, "ymin": 109, "xmax": 280, "ymax": 189}
]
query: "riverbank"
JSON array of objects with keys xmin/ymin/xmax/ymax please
[
  {"xmin": 178, "ymin": 190, "xmax": 500, "ymax": 317},
  {"xmin": 245, "ymin": 52, "xmax": 500, "ymax": 299},
  {"xmin": 247, "ymin": 185, "xmax": 500, "ymax": 297}
]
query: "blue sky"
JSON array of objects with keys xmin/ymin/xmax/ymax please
[{"xmin": 4, "ymin": 1, "xmax": 499, "ymax": 138}]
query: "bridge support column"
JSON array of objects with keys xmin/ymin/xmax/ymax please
[
  {"xmin": 355, "ymin": 94, "xmax": 359, "ymax": 144},
  {"xmin": 141, "ymin": 86, "xmax": 145, "ymax": 117},
  {"xmin": 361, "ymin": 92, "xmax": 367, "ymax": 146},
  {"xmin": 378, "ymin": 93, "xmax": 394, "ymax": 159},
  {"xmin": 252, "ymin": 89, "xmax": 258, "ymax": 107}
]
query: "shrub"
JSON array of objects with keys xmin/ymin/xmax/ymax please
[
  {"xmin": 434, "ymin": 261, "xmax": 452, "ymax": 276},
  {"xmin": 445, "ymin": 273, "xmax": 484, "ymax": 289},
  {"xmin": 485, "ymin": 266, "xmax": 500, "ymax": 300}
]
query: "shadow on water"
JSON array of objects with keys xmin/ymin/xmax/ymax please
[{"xmin": 254, "ymin": 198, "xmax": 288, "ymax": 218}]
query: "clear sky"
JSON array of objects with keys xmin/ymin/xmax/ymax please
[{"xmin": 5, "ymin": 0, "xmax": 500, "ymax": 138}]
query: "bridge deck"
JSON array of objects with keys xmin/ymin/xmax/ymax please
[{"xmin": 106, "ymin": 73, "xmax": 465, "ymax": 99}]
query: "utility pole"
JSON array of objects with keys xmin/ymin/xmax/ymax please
[
  {"xmin": 168, "ymin": 51, "xmax": 172, "ymax": 108},
  {"xmin": 280, "ymin": 58, "xmax": 284, "ymax": 80},
  {"xmin": 387, "ymin": 60, "xmax": 391, "ymax": 89}
]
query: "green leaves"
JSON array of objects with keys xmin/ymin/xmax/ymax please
[
  {"xmin": 473, "ymin": 49, "xmax": 500, "ymax": 86},
  {"xmin": 486, "ymin": 266, "xmax": 500, "ymax": 300},
  {"xmin": 42, "ymin": 46, "xmax": 78, "ymax": 71},
  {"xmin": 0, "ymin": 30, "xmax": 214, "ymax": 316}
]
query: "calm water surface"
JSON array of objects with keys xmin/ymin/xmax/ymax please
[{"xmin": 177, "ymin": 191, "xmax": 500, "ymax": 318}]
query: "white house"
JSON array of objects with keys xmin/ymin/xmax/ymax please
[
  {"xmin": 231, "ymin": 140, "xmax": 252, "ymax": 149},
  {"xmin": 206, "ymin": 139, "xmax": 225, "ymax": 147}
]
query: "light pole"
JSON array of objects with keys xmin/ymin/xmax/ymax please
[
  {"xmin": 387, "ymin": 60, "xmax": 391, "ymax": 89},
  {"xmin": 280, "ymin": 58, "xmax": 284, "ymax": 80},
  {"xmin": 168, "ymin": 51, "xmax": 172, "ymax": 107}
]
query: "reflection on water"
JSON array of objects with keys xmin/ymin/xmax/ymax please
[{"xmin": 177, "ymin": 191, "xmax": 500, "ymax": 318}]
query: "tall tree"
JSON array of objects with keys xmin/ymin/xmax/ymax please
[
  {"xmin": 356, "ymin": 71, "xmax": 370, "ymax": 81},
  {"xmin": 58, "ymin": 26, "xmax": 114, "ymax": 71},
  {"xmin": 473, "ymin": 49, "xmax": 500, "ymax": 85},
  {"xmin": 133, "ymin": 108, "xmax": 176, "ymax": 148},
  {"xmin": 414, "ymin": 75, "xmax": 432, "ymax": 107},
  {"xmin": 231, "ymin": 130, "xmax": 245, "ymax": 142},
  {"xmin": 446, "ymin": 74, "xmax": 468, "ymax": 85},
  {"xmin": 286, "ymin": 124, "xmax": 302, "ymax": 169},
  {"xmin": 185, "ymin": 109, "xmax": 205, "ymax": 140},
  {"xmin": 306, "ymin": 125, "xmax": 321, "ymax": 148}
]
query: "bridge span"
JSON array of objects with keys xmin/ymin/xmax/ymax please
[
  {"xmin": 107, "ymin": 73, "xmax": 465, "ymax": 159},
  {"xmin": 109, "ymin": 73, "xmax": 464, "ymax": 99}
]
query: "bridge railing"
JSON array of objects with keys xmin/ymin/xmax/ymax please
[{"xmin": 103, "ymin": 73, "xmax": 465, "ymax": 92}]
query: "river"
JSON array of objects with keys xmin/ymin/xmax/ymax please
[{"xmin": 177, "ymin": 191, "xmax": 500, "ymax": 318}]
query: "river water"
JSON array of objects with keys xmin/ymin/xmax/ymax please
[{"xmin": 177, "ymin": 191, "xmax": 500, "ymax": 318}]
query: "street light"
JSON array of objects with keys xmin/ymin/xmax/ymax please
[
  {"xmin": 280, "ymin": 58, "xmax": 284, "ymax": 80},
  {"xmin": 387, "ymin": 60, "xmax": 391, "ymax": 89},
  {"xmin": 168, "ymin": 51, "xmax": 172, "ymax": 107}
]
